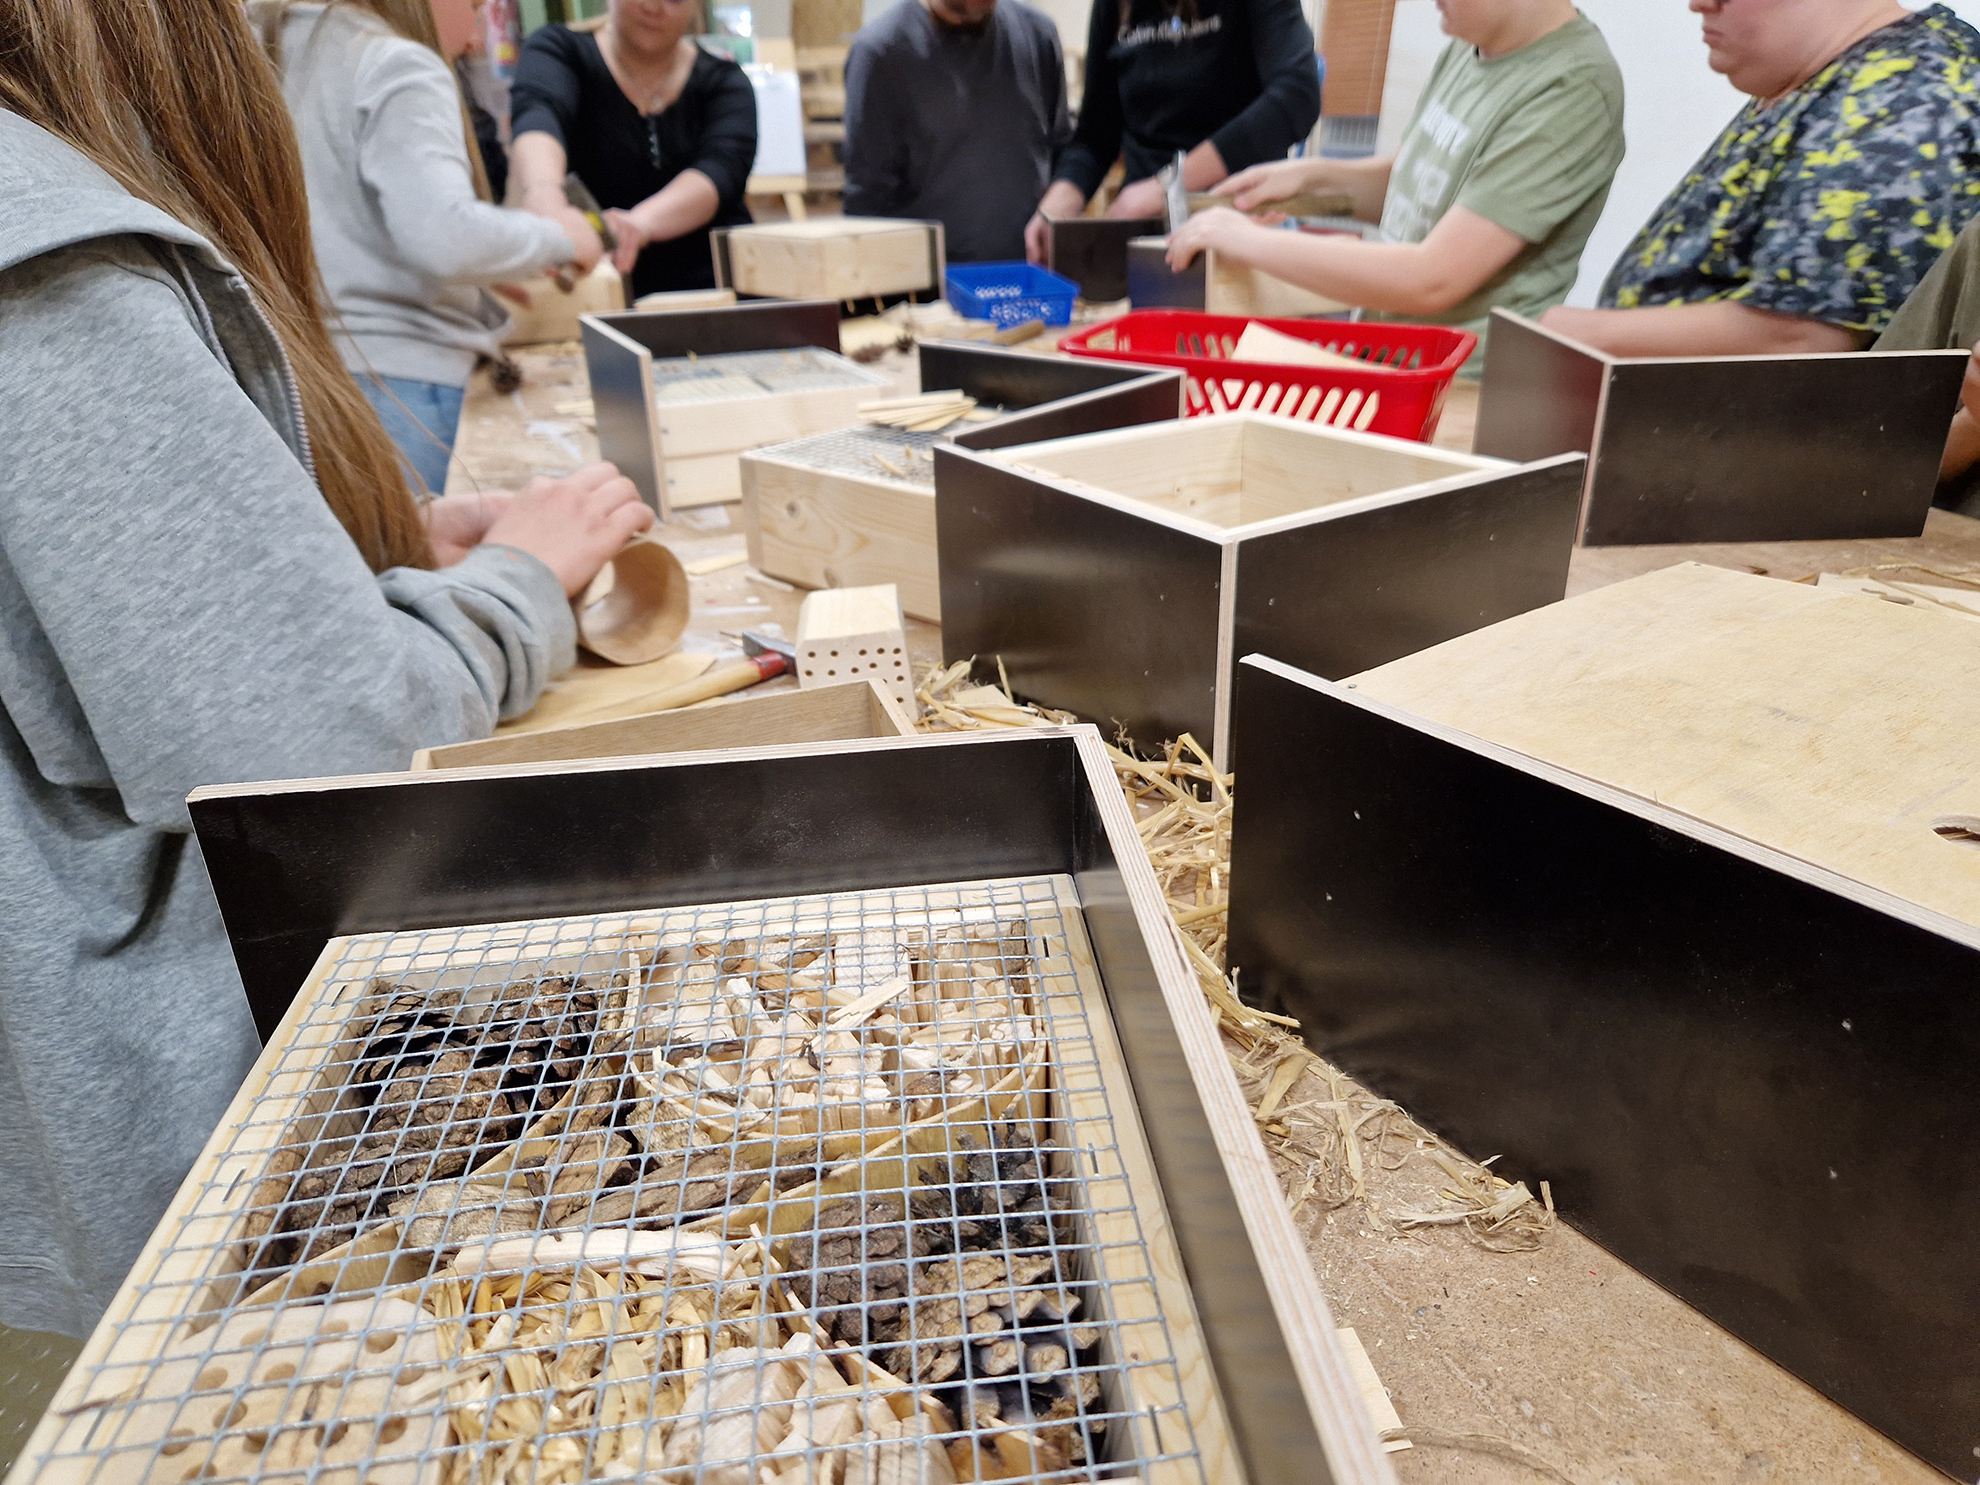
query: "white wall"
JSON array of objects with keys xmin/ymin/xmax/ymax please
[{"xmin": 1377, "ymin": 0, "xmax": 1980, "ymax": 306}]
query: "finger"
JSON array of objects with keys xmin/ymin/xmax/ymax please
[
  {"xmin": 564, "ymin": 462, "xmax": 621, "ymax": 493},
  {"xmin": 601, "ymin": 498, "xmax": 654, "ymax": 547}
]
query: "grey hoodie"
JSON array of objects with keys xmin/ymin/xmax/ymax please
[
  {"xmin": 0, "ymin": 110, "xmax": 576, "ymax": 1336},
  {"xmin": 279, "ymin": 3, "xmax": 574, "ymax": 387}
]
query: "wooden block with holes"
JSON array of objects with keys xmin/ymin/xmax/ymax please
[
  {"xmin": 795, "ymin": 585, "xmax": 911, "ymax": 712},
  {"xmin": 722, "ymin": 218, "xmax": 941, "ymax": 302},
  {"xmin": 1225, "ymin": 564, "xmax": 1980, "ymax": 1479},
  {"xmin": 934, "ymin": 413, "xmax": 1588, "ymax": 768}
]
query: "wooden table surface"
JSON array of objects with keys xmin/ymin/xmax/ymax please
[{"xmin": 445, "ymin": 339, "xmax": 1959, "ymax": 1483}]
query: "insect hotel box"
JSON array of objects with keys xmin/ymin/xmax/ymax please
[
  {"xmin": 1225, "ymin": 563, "xmax": 1980, "ymax": 1480},
  {"xmin": 1044, "ymin": 218, "xmax": 1164, "ymax": 304},
  {"xmin": 14, "ymin": 729, "xmax": 1399, "ymax": 1485},
  {"xmin": 794, "ymin": 587, "xmax": 914, "ymax": 714},
  {"xmin": 712, "ymin": 219, "xmax": 945, "ymax": 303},
  {"xmin": 934, "ymin": 412, "xmax": 1586, "ymax": 767},
  {"xmin": 741, "ymin": 343, "xmax": 1183, "ymax": 622},
  {"xmin": 1475, "ymin": 309, "xmax": 1970, "ymax": 545},
  {"xmin": 408, "ymin": 679, "xmax": 915, "ymax": 772},
  {"xmin": 581, "ymin": 301, "xmax": 889, "ymax": 518}
]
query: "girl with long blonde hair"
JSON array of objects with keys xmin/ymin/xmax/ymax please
[{"xmin": 0, "ymin": 0, "xmax": 650, "ymax": 1336}]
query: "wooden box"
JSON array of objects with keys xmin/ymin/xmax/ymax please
[
  {"xmin": 581, "ymin": 301, "xmax": 890, "ymax": 517},
  {"xmin": 11, "ymin": 729, "xmax": 1402, "ymax": 1485},
  {"xmin": 1046, "ymin": 216, "xmax": 1164, "ymax": 303},
  {"xmin": 714, "ymin": 218, "xmax": 944, "ymax": 302},
  {"xmin": 500, "ymin": 262, "xmax": 625, "ymax": 346},
  {"xmin": 795, "ymin": 587, "xmax": 913, "ymax": 713},
  {"xmin": 408, "ymin": 677, "xmax": 914, "ymax": 771},
  {"xmin": 1226, "ymin": 563, "xmax": 1980, "ymax": 1479},
  {"xmin": 1476, "ymin": 309, "xmax": 1969, "ymax": 545},
  {"xmin": 1123, "ymin": 239, "xmax": 1344, "ymax": 317},
  {"xmin": 935, "ymin": 412, "xmax": 1586, "ymax": 766},
  {"xmin": 741, "ymin": 342, "xmax": 1183, "ymax": 621}
]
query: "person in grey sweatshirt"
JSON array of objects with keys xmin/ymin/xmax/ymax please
[
  {"xmin": 271, "ymin": 1, "xmax": 592, "ymax": 493},
  {"xmin": 0, "ymin": 94, "xmax": 649, "ymax": 1337}
]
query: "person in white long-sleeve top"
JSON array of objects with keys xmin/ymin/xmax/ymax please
[{"xmin": 260, "ymin": 0, "xmax": 600, "ymax": 493}]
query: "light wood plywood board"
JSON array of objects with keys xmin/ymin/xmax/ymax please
[
  {"xmin": 741, "ymin": 457, "xmax": 943, "ymax": 621},
  {"xmin": 729, "ymin": 218, "xmax": 936, "ymax": 300},
  {"xmin": 1347, "ymin": 561, "xmax": 1980, "ymax": 931}
]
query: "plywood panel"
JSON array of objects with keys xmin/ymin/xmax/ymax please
[
  {"xmin": 729, "ymin": 219, "xmax": 935, "ymax": 300},
  {"xmin": 1236, "ymin": 417, "xmax": 1494, "ymax": 522},
  {"xmin": 742, "ymin": 458, "xmax": 944, "ymax": 620},
  {"xmin": 1347, "ymin": 561, "xmax": 1980, "ymax": 929},
  {"xmin": 1001, "ymin": 419, "xmax": 1247, "ymax": 521}
]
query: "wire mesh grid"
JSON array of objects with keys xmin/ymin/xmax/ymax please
[
  {"xmin": 24, "ymin": 877, "xmax": 1211, "ymax": 1485},
  {"xmin": 649, "ymin": 349, "xmax": 884, "ymax": 406},
  {"xmin": 757, "ymin": 425, "xmax": 952, "ymax": 488}
]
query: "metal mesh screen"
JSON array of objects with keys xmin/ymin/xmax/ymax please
[
  {"xmin": 754, "ymin": 426, "xmax": 948, "ymax": 489},
  {"xmin": 23, "ymin": 878, "xmax": 1210, "ymax": 1485},
  {"xmin": 650, "ymin": 349, "xmax": 883, "ymax": 406}
]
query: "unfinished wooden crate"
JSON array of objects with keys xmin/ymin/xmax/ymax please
[
  {"xmin": 581, "ymin": 302, "xmax": 889, "ymax": 517},
  {"xmin": 936, "ymin": 412, "xmax": 1586, "ymax": 766},
  {"xmin": 11, "ymin": 731, "xmax": 1400, "ymax": 1485},
  {"xmin": 741, "ymin": 344, "xmax": 1183, "ymax": 622},
  {"xmin": 714, "ymin": 218, "xmax": 943, "ymax": 302},
  {"xmin": 1226, "ymin": 563, "xmax": 1980, "ymax": 1480},
  {"xmin": 500, "ymin": 263, "xmax": 625, "ymax": 346},
  {"xmin": 1475, "ymin": 308, "xmax": 1969, "ymax": 545},
  {"xmin": 409, "ymin": 678, "xmax": 913, "ymax": 771}
]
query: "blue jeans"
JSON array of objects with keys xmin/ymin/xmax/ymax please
[{"xmin": 360, "ymin": 375, "xmax": 465, "ymax": 496}]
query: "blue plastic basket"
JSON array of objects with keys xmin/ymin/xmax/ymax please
[{"xmin": 944, "ymin": 261, "xmax": 1079, "ymax": 327}]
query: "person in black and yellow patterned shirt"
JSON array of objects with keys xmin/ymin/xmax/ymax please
[{"xmin": 1542, "ymin": 0, "xmax": 1980, "ymax": 359}]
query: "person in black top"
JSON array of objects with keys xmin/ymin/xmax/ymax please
[
  {"xmin": 510, "ymin": 2, "xmax": 757, "ymax": 297},
  {"xmin": 1022, "ymin": 0, "xmax": 1318, "ymax": 262}
]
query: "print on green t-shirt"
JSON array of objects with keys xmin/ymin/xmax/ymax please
[{"xmin": 1372, "ymin": 14, "xmax": 1624, "ymax": 363}]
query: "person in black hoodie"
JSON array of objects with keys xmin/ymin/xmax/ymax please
[{"xmin": 1023, "ymin": 0, "xmax": 1319, "ymax": 261}]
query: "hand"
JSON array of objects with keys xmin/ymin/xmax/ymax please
[
  {"xmin": 483, "ymin": 462, "xmax": 654, "ymax": 597},
  {"xmin": 551, "ymin": 206, "xmax": 605, "ymax": 273},
  {"xmin": 491, "ymin": 283, "xmax": 533, "ymax": 308},
  {"xmin": 1108, "ymin": 176, "xmax": 1169, "ymax": 221},
  {"xmin": 1165, "ymin": 206, "xmax": 1264, "ymax": 271},
  {"xmin": 1217, "ymin": 158, "xmax": 1325, "ymax": 213},
  {"xmin": 426, "ymin": 489, "xmax": 515, "ymax": 566},
  {"xmin": 1024, "ymin": 180, "xmax": 1087, "ymax": 264},
  {"xmin": 1962, "ymin": 339, "xmax": 1980, "ymax": 423},
  {"xmin": 602, "ymin": 207, "xmax": 650, "ymax": 278}
]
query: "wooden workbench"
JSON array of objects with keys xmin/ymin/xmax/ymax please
[{"xmin": 445, "ymin": 343, "xmax": 1966, "ymax": 1483}]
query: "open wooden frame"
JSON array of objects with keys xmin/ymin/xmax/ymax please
[
  {"xmin": 128, "ymin": 726, "xmax": 1399, "ymax": 1485},
  {"xmin": 409, "ymin": 677, "xmax": 915, "ymax": 772},
  {"xmin": 740, "ymin": 343, "xmax": 1184, "ymax": 621},
  {"xmin": 934, "ymin": 412, "xmax": 1585, "ymax": 767},
  {"xmin": 580, "ymin": 301, "xmax": 887, "ymax": 518},
  {"xmin": 1474, "ymin": 308, "xmax": 1969, "ymax": 546},
  {"xmin": 1225, "ymin": 565, "xmax": 1980, "ymax": 1478}
]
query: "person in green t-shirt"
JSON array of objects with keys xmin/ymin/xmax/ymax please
[{"xmin": 1165, "ymin": 0, "xmax": 1623, "ymax": 371}]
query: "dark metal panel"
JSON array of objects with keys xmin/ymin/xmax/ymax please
[
  {"xmin": 934, "ymin": 447, "xmax": 1224, "ymax": 751},
  {"xmin": 1127, "ymin": 238, "xmax": 1205, "ymax": 310},
  {"xmin": 578, "ymin": 319, "xmax": 660, "ymax": 511},
  {"xmin": 591, "ymin": 301, "xmax": 843, "ymax": 357},
  {"xmin": 192, "ymin": 738, "xmax": 1082, "ymax": 1039},
  {"xmin": 1473, "ymin": 309, "xmax": 1607, "ymax": 465},
  {"xmin": 1224, "ymin": 660, "xmax": 1980, "ymax": 1479},
  {"xmin": 919, "ymin": 340, "xmax": 1160, "ymax": 406},
  {"xmin": 1582, "ymin": 351, "xmax": 1965, "ymax": 545},
  {"xmin": 1047, "ymin": 217, "xmax": 1166, "ymax": 302},
  {"xmin": 953, "ymin": 375, "xmax": 1183, "ymax": 452},
  {"xmin": 1225, "ymin": 455, "xmax": 1583, "ymax": 766}
]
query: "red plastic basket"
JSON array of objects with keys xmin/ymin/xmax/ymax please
[{"xmin": 1060, "ymin": 311, "xmax": 1477, "ymax": 443}]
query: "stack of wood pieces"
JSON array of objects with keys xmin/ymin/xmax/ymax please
[{"xmin": 859, "ymin": 390, "xmax": 987, "ymax": 433}]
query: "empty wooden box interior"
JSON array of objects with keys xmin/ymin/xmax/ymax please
[
  {"xmin": 409, "ymin": 679, "xmax": 915, "ymax": 771},
  {"xmin": 935, "ymin": 413, "xmax": 1586, "ymax": 767},
  {"xmin": 581, "ymin": 301, "xmax": 889, "ymax": 518},
  {"xmin": 1225, "ymin": 562, "xmax": 1980, "ymax": 1480},
  {"xmin": 12, "ymin": 730, "xmax": 1401, "ymax": 1485},
  {"xmin": 741, "ymin": 343, "xmax": 1183, "ymax": 622},
  {"xmin": 714, "ymin": 218, "xmax": 944, "ymax": 302},
  {"xmin": 1474, "ymin": 309, "xmax": 1969, "ymax": 546}
]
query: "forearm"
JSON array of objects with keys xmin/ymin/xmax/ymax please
[
  {"xmin": 510, "ymin": 131, "xmax": 571, "ymax": 209},
  {"xmin": 1217, "ymin": 230, "xmax": 1474, "ymax": 316},
  {"xmin": 628, "ymin": 169, "xmax": 721, "ymax": 243},
  {"xmin": 1944, "ymin": 407, "xmax": 1980, "ymax": 484},
  {"xmin": 1539, "ymin": 301, "xmax": 1866, "ymax": 358},
  {"xmin": 1180, "ymin": 140, "xmax": 1228, "ymax": 191}
]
